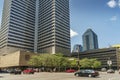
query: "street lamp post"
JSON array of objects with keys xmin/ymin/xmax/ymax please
[
  {"xmin": 77, "ymin": 48, "xmax": 80, "ymax": 70},
  {"xmin": 107, "ymin": 58, "xmax": 112, "ymax": 69}
]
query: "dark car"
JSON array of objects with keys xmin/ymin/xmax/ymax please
[
  {"xmin": 9, "ymin": 69, "xmax": 21, "ymax": 75},
  {"xmin": 23, "ymin": 69, "xmax": 35, "ymax": 74},
  {"xmin": 74, "ymin": 69, "xmax": 99, "ymax": 77},
  {"xmin": 66, "ymin": 69, "xmax": 76, "ymax": 73},
  {"xmin": 107, "ymin": 69, "xmax": 115, "ymax": 73}
]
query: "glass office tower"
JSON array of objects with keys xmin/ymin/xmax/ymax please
[
  {"xmin": 82, "ymin": 29, "xmax": 98, "ymax": 51},
  {"xmin": 0, "ymin": 0, "xmax": 70, "ymax": 55}
]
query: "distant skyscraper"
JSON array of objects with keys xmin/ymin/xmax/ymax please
[
  {"xmin": 0, "ymin": 0, "xmax": 70, "ymax": 55},
  {"xmin": 72, "ymin": 44, "xmax": 83, "ymax": 53},
  {"xmin": 82, "ymin": 29, "xmax": 98, "ymax": 51}
]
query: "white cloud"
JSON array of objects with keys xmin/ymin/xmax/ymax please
[
  {"xmin": 110, "ymin": 16, "xmax": 117, "ymax": 21},
  {"xmin": 70, "ymin": 29, "xmax": 78, "ymax": 38},
  {"xmin": 118, "ymin": 0, "xmax": 120, "ymax": 7},
  {"xmin": 107, "ymin": 0, "xmax": 117, "ymax": 8}
]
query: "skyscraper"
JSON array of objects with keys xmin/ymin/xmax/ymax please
[
  {"xmin": 38, "ymin": 0, "xmax": 70, "ymax": 54},
  {"xmin": 0, "ymin": 0, "xmax": 70, "ymax": 55},
  {"xmin": 72, "ymin": 44, "xmax": 83, "ymax": 53},
  {"xmin": 82, "ymin": 29, "xmax": 98, "ymax": 51}
]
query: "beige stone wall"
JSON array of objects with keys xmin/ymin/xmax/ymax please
[
  {"xmin": 0, "ymin": 50, "xmax": 37, "ymax": 68},
  {"xmin": 0, "ymin": 51, "xmax": 20, "ymax": 67},
  {"xmin": 19, "ymin": 51, "xmax": 37, "ymax": 66}
]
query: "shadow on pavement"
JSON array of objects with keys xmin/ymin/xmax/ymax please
[{"xmin": 0, "ymin": 76, "xmax": 3, "ymax": 78}]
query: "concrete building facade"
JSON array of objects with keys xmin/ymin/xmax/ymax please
[
  {"xmin": 37, "ymin": 0, "xmax": 70, "ymax": 54},
  {"xmin": 0, "ymin": 0, "xmax": 70, "ymax": 55},
  {"xmin": 71, "ymin": 48, "xmax": 120, "ymax": 69},
  {"xmin": 0, "ymin": 50, "xmax": 37, "ymax": 68}
]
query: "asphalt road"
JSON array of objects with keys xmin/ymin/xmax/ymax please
[{"xmin": 0, "ymin": 71, "xmax": 120, "ymax": 80}]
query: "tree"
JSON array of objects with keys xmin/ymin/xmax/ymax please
[
  {"xmin": 80, "ymin": 58, "xmax": 91, "ymax": 68},
  {"xmin": 28, "ymin": 55, "xmax": 42, "ymax": 66},
  {"xmin": 92, "ymin": 60, "xmax": 101, "ymax": 68},
  {"xmin": 80, "ymin": 58, "xmax": 101, "ymax": 69},
  {"xmin": 28, "ymin": 54, "xmax": 101, "ymax": 71},
  {"xmin": 28, "ymin": 53, "xmax": 71, "ymax": 71},
  {"xmin": 68, "ymin": 58, "xmax": 78, "ymax": 69}
]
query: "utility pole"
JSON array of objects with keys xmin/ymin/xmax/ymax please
[{"xmin": 77, "ymin": 48, "xmax": 80, "ymax": 70}]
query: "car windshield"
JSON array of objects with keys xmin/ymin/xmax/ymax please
[
  {"xmin": 80, "ymin": 70, "xmax": 94, "ymax": 73},
  {"xmin": 86, "ymin": 70, "xmax": 94, "ymax": 73}
]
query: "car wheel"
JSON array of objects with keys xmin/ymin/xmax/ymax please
[
  {"xmin": 88, "ymin": 74, "xmax": 92, "ymax": 77},
  {"xmin": 75, "ymin": 74, "xmax": 79, "ymax": 77}
]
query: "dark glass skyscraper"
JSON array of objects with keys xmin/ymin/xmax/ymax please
[
  {"xmin": 0, "ymin": 0, "xmax": 70, "ymax": 55},
  {"xmin": 82, "ymin": 29, "xmax": 98, "ymax": 51}
]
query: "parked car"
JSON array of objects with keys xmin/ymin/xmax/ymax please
[
  {"xmin": 0, "ymin": 70, "xmax": 8, "ymax": 73},
  {"xmin": 107, "ymin": 69, "xmax": 115, "ymax": 73},
  {"xmin": 101, "ymin": 68, "xmax": 107, "ymax": 72},
  {"xmin": 74, "ymin": 69, "xmax": 99, "ymax": 77},
  {"xmin": 23, "ymin": 69, "xmax": 35, "ymax": 74},
  {"xmin": 119, "ymin": 69, "xmax": 120, "ymax": 74},
  {"xmin": 9, "ymin": 69, "xmax": 21, "ymax": 75},
  {"xmin": 66, "ymin": 69, "xmax": 76, "ymax": 73}
]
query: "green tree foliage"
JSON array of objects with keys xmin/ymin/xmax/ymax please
[
  {"xmin": 80, "ymin": 58, "xmax": 101, "ymax": 69},
  {"xmin": 28, "ymin": 55, "xmax": 42, "ymax": 66},
  {"xmin": 28, "ymin": 53, "xmax": 74, "ymax": 70},
  {"xmin": 80, "ymin": 58, "xmax": 91, "ymax": 68},
  {"xmin": 28, "ymin": 54, "xmax": 101, "ymax": 71},
  {"xmin": 92, "ymin": 60, "xmax": 101, "ymax": 68},
  {"xmin": 69, "ymin": 58, "xmax": 78, "ymax": 68}
]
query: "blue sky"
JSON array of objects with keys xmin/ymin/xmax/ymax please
[
  {"xmin": 0, "ymin": 0, "xmax": 120, "ymax": 50},
  {"xmin": 70, "ymin": 0, "xmax": 120, "ymax": 49}
]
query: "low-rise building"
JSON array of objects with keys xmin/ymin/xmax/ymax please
[
  {"xmin": 71, "ymin": 48, "xmax": 120, "ymax": 69},
  {"xmin": 0, "ymin": 50, "xmax": 37, "ymax": 68}
]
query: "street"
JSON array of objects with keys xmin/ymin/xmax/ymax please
[{"xmin": 0, "ymin": 71, "xmax": 120, "ymax": 80}]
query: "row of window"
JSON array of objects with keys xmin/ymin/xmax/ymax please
[
  {"xmin": 9, "ymin": 31, "xmax": 34, "ymax": 40},
  {"xmin": 7, "ymin": 44, "xmax": 34, "ymax": 51},
  {"xmin": 11, "ymin": 12, "xmax": 35, "ymax": 23},
  {"xmin": 10, "ymin": 21, "xmax": 34, "ymax": 31}
]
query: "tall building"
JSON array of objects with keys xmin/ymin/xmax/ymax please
[
  {"xmin": 72, "ymin": 44, "xmax": 83, "ymax": 53},
  {"xmin": 0, "ymin": 0, "xmax": 70, "ymax": 55},
  {"xmin": 38, "ymin": 0, "xmax": 70, "ymax": 54},
  {"xmin": 82, "ymin": 29, "xmax": 98, "ymax": 51},
  {"xmin": 0, "ymin": 0, "xmax": 36, "ymax": 54}
]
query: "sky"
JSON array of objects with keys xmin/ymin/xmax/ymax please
[
  {"xmin": 0, "ymin": 0, "xmax": 120, "ymax": 50},
  {"xmin": 70, "ymin": 0, "xmax": 120, "ymax": 50}
]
